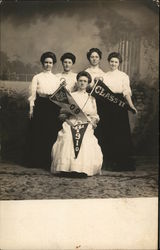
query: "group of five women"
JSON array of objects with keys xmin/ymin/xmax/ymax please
[{"xmin": 28, "ymin": 48, "xmax": 137, "ymax": 177}]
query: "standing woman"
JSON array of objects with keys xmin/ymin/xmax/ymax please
[
  {"xmin": 28, "ymin": 51, "xmax": 61, "ymax": 170},
  {"xmin": 56, "ymin": 52, "xmax": 77, "ymax": 92},
  {"xmin": 100, "ymin": 52, "xmax": 137, "ymax": 171},
  {"xmin": 85, "ymin": 48, "xmax": 105, "ymax": 89},
  {"xmin": 85, "ymin": 48, "xmax": 106, "ymax": 153}
]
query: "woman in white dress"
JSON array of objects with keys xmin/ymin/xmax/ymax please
[
  {"xmin": 56, "ymin": 52, "xmax": 77, "ymax": 92},
  {"xmin": 98, "ymin": 52, "xmax": 137, "ymax": 171},
  {"xmin": 51, "ymin": 71, "xmax": 103, "ymax": 177},
  {"xmin": 28, "ymin": 52, "xmax": 61, "ymax": 170},
  {"xmin": 85, "ymin": 48, "xmax": 105, "ymax": 89}
]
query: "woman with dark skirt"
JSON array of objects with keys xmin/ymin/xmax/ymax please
[
  {"xmin": 28, "ymin": 51, "xmax": 61, "ymax": 170},
  {"xmin": 96, "ymin": 52, "xmax": 137, "ymax": 171}
]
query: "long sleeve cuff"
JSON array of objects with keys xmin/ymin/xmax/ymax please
[{"xmin": 123, "ymin": 90, "xmax": 132, "ymax": 97}]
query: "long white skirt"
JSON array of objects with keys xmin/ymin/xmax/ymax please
[{"xmin": 51, "ymin": 122, "xmax": 103, "ymax": 176}]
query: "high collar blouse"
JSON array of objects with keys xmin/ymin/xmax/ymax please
[
  {"xmin": 85, "ymin": 67, "xmax": 105, "ymax": 87},
  {"xmin": 56, "ymin": 71, "xmax": 77, "ymax": 92},
  {"xmin": 103, "ymin": 69, "xmax": 132, "ymax": 96},
  {"xmin": 28, "ymin": 71, "xmax": 60, "ymax": 106}
]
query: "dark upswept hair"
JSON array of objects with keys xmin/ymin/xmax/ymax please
[
  {"xmin": 60, "ymin": 52, "xmax": 76, "ymax": 64},
  {"xmin": 76, "ymin": 71, "xmax": 92, "ymax": 84},
  {"xmin": 107, "ymin": 52, "xmax": 122, "ymax": 63},
  {"xmin": 86, "ymin": 48, "xmax": 102, "ymax": 61},
  {"xmin": 40, "ymin": 51, "xmax": 57, "ymax": 65}
]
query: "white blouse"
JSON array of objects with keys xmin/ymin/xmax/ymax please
[
  {"xmin": 56, "ymin": 71, "xmax": 77, "ymax": 92},
  {"xmin": 60, "ymin": 91, "xmax": 99, "ymax": 124},
  {"xmin": 103, "ymin": 69, "xmax": 132, "ymax": 96},
  {"xmin": 28, "ymin": 71, "xmax": 60, "ymax": 107},
  {"xmin": 85, "ymin": 67, "xmax": 105, "ymax": 87},
  {"xmin": 71, "ymin": 91, "xmax": 99, "ymax": 121}
]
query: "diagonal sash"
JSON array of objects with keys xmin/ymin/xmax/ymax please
[
  {"xmin": 71, "ymin": 123, "xmax": 88, "ymax": 158},
  {"xmin": 49, "ymin": 84, "xmax": 89, "ymax": 123},
  {"xmin": 91, "ymin": 80, "xmax": 136, "ymax": 113}
]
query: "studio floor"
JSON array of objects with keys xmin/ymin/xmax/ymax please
[{"xmin": 0, "ymin": 157, "xmax": 158, "ymax": 200}]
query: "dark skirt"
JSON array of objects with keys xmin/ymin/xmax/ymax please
[
  {"xmin": 28, "ymin": 94, "xmax": 61, "ymax": 170},
  {"xmin": 95, "ymin": 94, "xmax": 135, "ymax": 171}
]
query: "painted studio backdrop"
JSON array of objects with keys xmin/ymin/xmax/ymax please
[{"xmin": 0, "ymin": 0, "xmax": 159, "ymax": 164}]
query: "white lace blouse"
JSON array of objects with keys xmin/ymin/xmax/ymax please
[
  {"xmin": 103, "ymin": 69, "xmax": 132, "ymax": 96},
  {"xmin": 56, "ymin": 71, "xmax": 77, "ymax": 92},
  {"xmin": 85, "ymin": 67, "xmax": 105, "ymax": 87},
  {"xmin": 28, "ymin": 71, "xmax": 60, "ymax": 107}
]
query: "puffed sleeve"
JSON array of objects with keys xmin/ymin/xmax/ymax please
[
  {"xmin": 28, "ymin": 75, "xmax": 38, "ymax": 107},
  {"xmin": 122, "ymin": 73, "xmax": 132, "ymax": 97}
]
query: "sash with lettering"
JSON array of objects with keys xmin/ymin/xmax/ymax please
[
  {"xmin": 49, "ymin": 83, "xmax": 88, "ymax": 123},
  {"xmin": 71, "ymin": 123, "xmax": 88, "ymax": 158},
  {"xmin": 91, "ymin": 79, "xmax": 136, "ymax": 113}
]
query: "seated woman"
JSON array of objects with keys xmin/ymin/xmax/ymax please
[
  {"xmin": 56, "ymin": 52, "xmax": 77, "ymax": 92},
  {"xmin": 51, "ymin": 71, "xmax": 103, "ymax": 177}
]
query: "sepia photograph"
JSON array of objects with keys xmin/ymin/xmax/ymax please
[{"xmin": 0, "ymin": 0, "xmax": 159, "ymax": 249}]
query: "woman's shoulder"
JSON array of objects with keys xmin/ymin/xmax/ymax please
[
  {"xmin": 33, "ymin": 72, "xmax": 42, "ymax": 78},
  {"xmin": 31, "ymin": 72, "xmax": 42, "ymax": 81},
  {"xmin": 69, "ymin": 72, "xmax": 77, "ymax": 80},
  {"xmin": 51, "ymin": 72, "xmax": 59, "ymax": 78},
  {"xmin": 117, "ymin": 70, "xmax": 129, "ymax": 78},
  {"xmin": 71, "ymin": 91, "xmax": 79, "ymax": 97},
  {"xmin": 56, "ymin": 73, "xmax": 62, "ymax": 78},
  {"xmin": 84, "ymin": 67, "xmax": 90, "ymax": 73},
  {"xmin": 85, "ymin": 67, "xmax": 104, "ymax": 73},
  {"xmin": 56, "ymin": 72, "xmax": 77, "ymax": 78},
  {"xmin": 99, "ymin": 68, "xmax": 105, "ymax": 73},
  {"xmin": 71, "ymin": 72, "xmax": 77, "ymax": 79},
  {"xmin": 105, "ymin": 70, "xmax": 128, "ymax": 77},
  {"xmin": 33, "ymin": 71, "xmax": 57, "ymax": 78},
  {"xmin": 55, "ymin": 73, "xmax": 66, "ymax": 83},
  {"xmin": 70, "ymin": 71, "xmax": 77, "ymax": 76}
]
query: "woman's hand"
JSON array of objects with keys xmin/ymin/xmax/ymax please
[
  {"xmin": 66, "ymin": 119, "xmax": 74, "ymax": 127},
  {"xmin": 60, "ymin": 78, "xmax": 67, "ymax": 86},
  {"xmin": 59, "ymin": 113, "xmax": 68, "ymax": 122},
  {"xmin": 91, "ymin": 118, "xmax": 98, "ymax": 129},
  {"xmin": 87, "ymin": 116, "xmax": 98, "ymax": 129},
  {"xmin": 125, "ymin": 94, "xmax": 138, "ymax": 115},
  {"xmin": 131, "ymin": 106, "xmax": 138, "ymax": 114},
  {"xmin": 29, "ymin": 106, "xmax": 34, "ymax": 119}
]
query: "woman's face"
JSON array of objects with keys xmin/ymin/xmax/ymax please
[
  {"xmin": 89, "ymin": 52, "xmax": 100, "ymax": 66},
  {"xmin": 43, "ymin": 57, "xmax": 53, "ymax": 71},
  {"xmin": 77, "ymin": 76, "xmax": 88, "ymax": 91},
  {"xmin": 109, "ymin": 57, "xmax": 120, "ymax": 71},
  {"xmin": 62, "ymin": 58, "xmax": 73, "ymax": 72}
]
